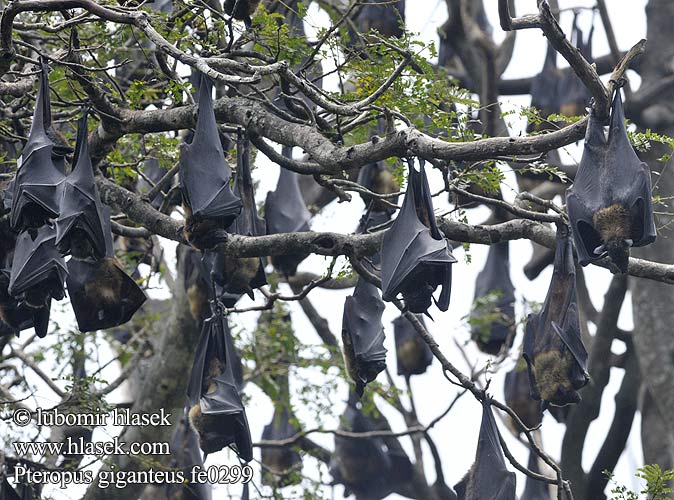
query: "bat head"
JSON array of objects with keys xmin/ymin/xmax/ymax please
[{"xmin": 605, "ymin": 238, "xmax": 631, "ymax": 274}]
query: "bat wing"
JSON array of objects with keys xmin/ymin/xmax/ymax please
[
  {"xmin": 10, "ymin": 58, "xmax": 65, "ymax": 230},
  {"xmin": 551, "ymin": 319, "xmax": 588, "ymax": 375},
  {"xmin": 222, "ymin": 317, "xmax": 244, "ymax": 392},
  {"xmin": 55, "ymin": 109, "xmax": 107, "ymax": 258},
  {"xmin": 566, "ymin": 109, "xmax": 607, "ymax": 266},
  {"xmin": 67, "ymin": 257, "xmax": 146, "ymax": 332},
  {"xmin": 265, "ymin": 167, "xmax": 312, "ymax": 235},
  {"xmin": 260, "ymin": 407, "xmax": 303, "ymax": 485},
  {"xmin": 530, "ymin": 42, "xmax": 560, "ymax": 116},
  {"xmin": 606, "ymin": 90, "xmax": 656, "ymax": 247},
  {"xmin": 179, "ymin": 74, "xmax": 241, "ymax": 223},
  {"xmin": 522, "ymin": 313, "xmax": 541, "ymax": 401},
  {"xmin": 1, "ymin": 477, "xmax": 22, "ymax": 500},
  {"xmin": 381, "ymin": 161, "xmax": 455, "ymax": 310},
  {"xmin": 393, "ymin": 314, "xmax": 433, "ymax": 376},
  {"xmin": 463, "ymin": 398, "xmax": 517, "ymax": 500},
  {"xmin": 474, "ymin": 242, "xmax": 515, "ymax": 303},
  {"xmin": 345, "ymin": 279, "xmax": 387, "ymax": 361},
  {"xmin": 8, "ymin": 225, "xmax": 67, "ymax": 297},
  {"xmin": 231, "ymin": 133, "xmax": 266, "ymax": 237}
]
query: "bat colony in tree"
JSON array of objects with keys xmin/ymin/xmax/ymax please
[{"xmin": 0, "ymin": 0, "xmax": 660, "ymax": 498}]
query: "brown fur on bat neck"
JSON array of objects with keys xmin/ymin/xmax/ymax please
[
  {"xmin": 593, "ymin": 203, "xmax": 633, "ymax": 272},
  {"xmin": 182, "ymin": 204, "xmax": 228, "ymax": 251},
  {"xmin": 222, "ymin": 255, "xmax": 259, "ymax": 298},
  {"xmin": 83, "ymin": 258, "xmax": 125, "ymax": 305},
  {"xmin": 188, "ymin": 357, "xmax": 224, "ymax": 450}
]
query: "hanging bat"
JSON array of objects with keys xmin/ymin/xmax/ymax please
[
  {"xmin": 10, "ymin": 57, "xmax": 66, "ymax": 232},
  {"xmin": 469, "ymin": 242, "xmax": 516, "ymax": 355},
  {"xmin": 354, "ymin": 0, "xmax": 405, "ymax": 38},
  {"xmin": 357, "ymin": 161, "xmax": 400, "ymax": 213},
  {"xmin": 1, "ymin": 478, "xmax": 37, "ymax": 500},
  {"xmin": 260, "ymin": 406, "xmax": 303, "ymax": 487},
  {"xmin": 454, "ymin": 397, "xmax": 516, "ymax": 500},
  {"xmin": 523, "ymin": 226, "xmax": 589, "ymax": 408},
  {"xmin": 7, "ymin": 225, "xmax": 67, "ymax": 336},
  {"xmin": 55, "ymin": 107, "xmax": 107, "ymax": 260},
  {"xmin": 223, "ymin": 0, "xmax": 260, "ymax": 28},
  {"xmin": 341, "ymin": 277, "xmax": 387, "ymax": 397},
  {"xmin": 393, "ymin": 314, "xmax": 432, "ymax": 378},
  {"xmin": 136, "ymin": 157, "xmax": 170, "ymax": 210},
  {"xmin": 187, "ymin": 310, "xmax": 252, "ymax": 460},
  {"xmin": 503, "ymin": 359, "xmax": 542, "ymax": 435},
  {"xmin": 558, "ymin": 13, "xmax": 594, "ymax": 118},
  {"xmin": 330, "ymin": 391, "xmax": 413, "ymax": 499},
  {"xmin": 264, "ymin": 162, "xmax": 312, "ymax": 277},
  {"xmin": 521, "ymin": 451, "xmax": 551, "ymax": 500},
  {"xmin": 210, "ymin": 132, "xmax": 266, "ymax": 303},
  {"xmin": 164, "ymin": 410, "xmax": 213, "ymax": 500},
  {"xmin": 381, "ymin": 159, "xmax": 456, "ymax": 314},
  {"xmin": 566, "ymin": 88, "xmax": 656, "ymax": 273},
  {"xmin": 527, "ymin": 41, "xmax": 560, "ymax": 134},
  {"xmin": 0, "ymin": 269, "xmax": 46, "ymax": 337},
  {"xmin": 180, "ymin": 73, "xmax": 242, "ymax": 250},
  {"xmin": 67, "ymin": 206, "xmax": 147, "ymax": 332}
]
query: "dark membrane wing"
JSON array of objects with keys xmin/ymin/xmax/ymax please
[
  {"xmin": 165, "ymin": 412, "xmax": 213, "ymax": 500},
  {"xmin": 455, "ymin": 398, "xmax": 516, "ymax": 500},
  {"xmin": 522, "ymin": 228, "xmax": 588, "ymax": 407},
  {"xmin": 67, "ymin": 257, "xmax": 147, "ymax": 332},
  {"xmin": 230, "ymin": 133, "xmax": 265, "ymax": 238},
  {"xmin": 187, "ymin": 313, "xmax": 253, "ymax": 461},
  {"xmin": 503, "ymin": 361, "xmax": 542, "ymax": 433},
  {"xmin": 341, "ymin": 278, "xmax": 387, "ymax": 395},
  {"xmin": 1, "ymin": 476, "xmax": 22, "ymax": 500},
  {"xmin": 331, "ymin": 395, "xmax": 406, "ymax": 500},
  {"xmin": 55, "ymin": 108, "xmax": 107, "ymax": 259},
  {"xmin": 393, "ymin": 314, "xmax": 433, "ymax": 377},
  {"xmin": 8, "ymin": 225, "xmax": 67, "ymax": 299},
  {"xmin": 260, "ymin": 406, "xmax": 303, "ymax": 486},
  {"xmin": 470, "ymin": 242, "xmax": 516, "ymax": 354},
  {"xmin": 381, "ymin": 161, "xmax": 455, "ymax": 313},
  {"xmin": 265, "ymin": 165, "xmax": 311, "ymax": 275},
  {"xmin": 11, "ymin": 59, "xmax": 65, "ymax": 231},
  {"xmin": 179, "ymin": 74, "xmax": 241, "ymax": 223},
  {"xmin": 521, "ymin": 452, "xmax": 551, "ymax": 500},
  {"xmin": 607, "ymin": 90, "xmax": 656, "ymax": 247},
  {"xmin": 529, "ymin": 42, "xmax": 560, "ymax": 122},
  {"xmin": 567, "ymin": 89, "xmax": 656, "ymax": 268},
  {"xmin": 355, "ymin": 0, "xmax": 405, "ymax": 38},
  {"xmin": 0, "ymin": 270, "xmax": 42, "ymax": 336},
  {"xmin": 558, "ymin": 14, "xmax": 593, "ymax": 117},
  {"xmin": 356, "ymin": 210, "xmax": 390, "ymax": 269}
]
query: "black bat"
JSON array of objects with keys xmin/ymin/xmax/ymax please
[
  {"xmin": 503, "ymin": 359, "xmax": 542, "ymax": 435},
  {"xmin": 67, "ymin": 206, "xmax": 147, "ymax": 332},
  {"xmin": 178, "ymin": 244, "xmax": 211, "ymax": 323},
  {"xmin": 566, "ymin": 88, "xmax": 656, "ymax": 273},
  {"xmin": 381, "ymin": 159, "xmax": 456, "ymax": 314},
  {"xmin": 55, "ymin": 107, "xmax": 107, "ymax": 260},
  {"xmin": 223, "ymin": 0, "xmax": 260, "ymax": 28},
  {"xmin": 208, "ymin": 133, "xmax": 266, "ymax": 304},
  {"xmin": 187, "ymin": 309, "xmax": 252, "ymax": 460},
  {"xmin": 0, "ymin": 270, "xmax": 42, "ymax": 337},
  {"xmin": 558, "ymin": 12, "xmax": 594, "ymax": 118},
  {"xmin": 454, "ymin": 397, "xmax": 516, "ymax": 500},
  {"xmin": 136, "ymin": 157, "xmax": 170, "ymax": 210},
  {"xmin": 355, "ymin": 0, "xmax": 405, "ymax": 38},
  {"xmin": 330, "ymin": 391, "xmax": 413, "ymax": 499},
  {"xmin": 7, "ymin": 225, "xmax": 67, "ymax": 338},
  {"xmin": 439, "ymin": 3, "xmax": 491, "ymax": 69},
  {"xmin": 260, "ymin": 406, "xmax": 303, "ymax": 487},
  {"xmin": 180, "ymin": 74, "xmax": 242, "ymax": 250},
  {"xmin": 523, "ymin": 226, "xmax": 589, "ymax": 408},
  {"xmin": 521, "ymin": 452, "xmax": 551, "ymax": 500},
  {"xmin": 393, "ymin": 314, "xmax": 432, "ymax": 378},
  {"xmin": 165, "ymin": 410, "xmax": 213, "ymax": 500},
  {"xmin": 1, "ymin": 478, "xmax": 37, "ymax": 500},
  {"xmin": 341, "ymin": 277, "xmax": 387, "ymax": 397},
  {"xmin": 264, "ymin": 162, "xmax": 312, "ymax": 277},
  {"xmin": 10, "ymin": 57, "xmax": 66, "ymax": 232},
  {"xmin": 528, "ymin": 41, "xmax": 559, "ymax": 132},
  {"xmin": 470, "ymin": 242, "xmax": 516, "ymax": 355}
]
